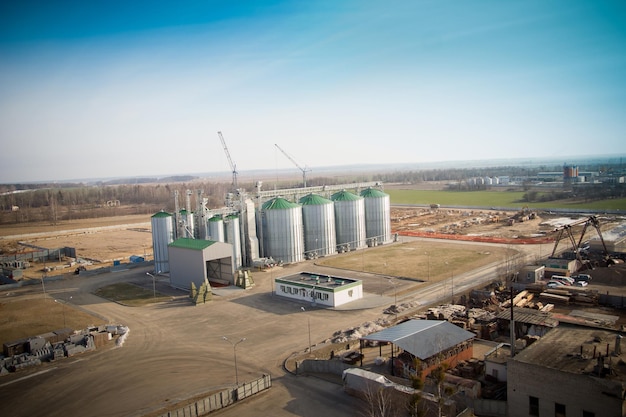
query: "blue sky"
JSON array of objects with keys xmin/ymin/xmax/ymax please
[{"xmin": 1, "ymin": 1, "xmax": 625, "ymax": 183}]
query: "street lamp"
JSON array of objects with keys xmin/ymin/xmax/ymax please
[
  {"xmin": 380, "ymin": 262, "xmax": 387, "ymax": 296},
  {"xmin": 301, "ymin": 307, "xmax": 312, "ymax": 356},
  {"xmin": 146, "ymin": 271, "xmax": 161, "ymax": 299},
  {"xmin": 425, "ymin": 252, "xmax": 430, "ymax": 281},
  {"xmin": 222, "ymin": 336, "xmax": 246, "ymax": 386}
]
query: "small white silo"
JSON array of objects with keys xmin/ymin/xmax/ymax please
[
  {"xmin": 224, "ymin": 214, "xmax": 242, "ymax": 268},
  {"xmin": 179, "ymin": 209, "xmax": 195, "ymax": 239},
  {"xmin": 151, "ymin": 211, "xmax": 175, "ymax": 273},
  {"xmin": 208, "ymin": 215, "xmax": 225, "ymax": 242}
]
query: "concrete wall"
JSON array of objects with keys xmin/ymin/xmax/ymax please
[
  {"xmin": 297, "ymin": 358, "xmax": 352, "ymax": 375},
  {"xmin": 508, "ymin": 359, "xmax": 624, "ymax": 417},
  {"xmin": 473, "ymin": 399, "xmax": 507, "ymax": 417},
  {"xmin": 156, "ymin": 374, "xmax": 271, "ymax": 417}
]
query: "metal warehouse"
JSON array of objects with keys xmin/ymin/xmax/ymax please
[{"xmin": 168, "ymin": 238, "xmax": 235, "ymax": 290}]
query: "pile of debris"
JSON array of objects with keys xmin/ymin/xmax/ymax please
[
  {"xmin": 524, "ymin": 284, "xmax": 599, "ymax": 306},
  {"xmin": 327, "ymin": 318, "xmax": 392, "ymax": 344},
  {"xmin": 501, "ymin": 289, "xmax": 556, "ymax": 312},
  {"xmin": 1, "ymin": 325, "xmax": 126, "ymax": 375}
]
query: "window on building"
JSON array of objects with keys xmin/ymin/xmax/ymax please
[
  {"xmin": 555, "ymin": 403, "xmax": 566, "ymax": 417},
  {"xmin": 529, "ymin": 396, "xmax": 539, "ymax": 416},
  {"xmin": 582, "ymin": 411, "xmax": 594, "ymax": 417}
]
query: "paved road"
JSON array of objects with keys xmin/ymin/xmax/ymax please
[{"xmin": 0, "ymin": 238, "xmax": 542, "ymax": 417}]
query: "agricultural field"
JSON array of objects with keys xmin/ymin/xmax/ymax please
[{"xmin": 386, "ymin": 189, "xmax": 626, "ymax": 210}]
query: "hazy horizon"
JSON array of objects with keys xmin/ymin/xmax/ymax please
[
  {"xmin": 3, "ymin": 153, "xmax": 624, "ymax": 186},
  {"xmin": 2, "ymin": 1, "xmax": 625, "ymax": 183}
]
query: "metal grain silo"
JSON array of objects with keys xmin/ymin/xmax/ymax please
[
  {"xmin": 224, "ymin": 214, "xmax": 242, "ymax": 268},
  {"xmin": 208, "ymin": 215, "xmax": 225, "ymax": 242},
  {"xmin": 151, "ymin": 211, "xmax": 174, "ymax": 273},
  {"xmin": 299, "ymin": 194, "xmax": 337, "ymax": 258},
  {"xmin": 179, "ymin": 209, "xmax": 195, "ymax": 238},
  {"xmin": 360, "ymin": 188, "xmax": 392, "ymax": 246},
  {"xmin": 261, "ymin": 197, "xmax": 304, "ymax": 264},
  {"xmin": 331, "ymin": 190, "xmax": 366, "ymax": 251}
]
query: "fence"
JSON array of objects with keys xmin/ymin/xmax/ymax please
[
  {"xmin": 0, "ymin": 246, "xmax": 75, "ymax": 264},
  {"xmin": 153, "ymin": 374, "xmax": 272, "ymax": 417}
]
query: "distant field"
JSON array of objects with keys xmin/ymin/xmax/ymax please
[{"xmin": 386, "ymin": 189, "xmax": 626, "ymax": 210}]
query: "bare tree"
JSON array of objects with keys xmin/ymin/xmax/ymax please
[{"xmin": 360, "ymin": 384, "xmax": 400, "ymax": 417}]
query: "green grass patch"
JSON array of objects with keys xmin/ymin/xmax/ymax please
[
  {"xmin": 387, "ymin": 189, "xmax": 626, "ymax": 210},
  {"xmin": 94, "ymin": 283, "xmax": 170, "ymax": 306},
  {"xmin": 316, "ymin": 241, "xmax": 517, "ymax": 282}
]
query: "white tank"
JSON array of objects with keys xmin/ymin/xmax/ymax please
[
  {"xmin": 208, "ymin": 215, "xmax": 225, "ymax": 242},
  {"xmin": 261, "ymin": 197, "xmax": 304, "ymax": 264},
  {"xmin": 179, "ymin": 209, "xmax": 195, "ymax": 239},
  {"xmin": 299, "ymin": 194, "xmax": 336, "ymax": 258},
  {"xmin": 331, "ymin": 190, "xmax": 366, "ymax": 251},
  {"xmin": 360, "ymin": 188, "xmax": 392, "ymax": 245},
  {"xmin": 151, "ymin": 211, "xmax": 174, "ymax": 273},
  {"xmin": 224, "ymin": 214, "xmax": 242, "ymax": 268}
]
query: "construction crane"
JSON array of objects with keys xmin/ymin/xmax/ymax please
[
  {"xmin": 218, "ymin": 131, "xmax": 238, "ymax": 190},
  {"xmin": 275, "ymin": 143, "xmax": 311, "ymax": 188}
]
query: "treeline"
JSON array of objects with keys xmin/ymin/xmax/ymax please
[{"xmin": 1, "ymin": 162, "xmax": 623, "ymax": 225}]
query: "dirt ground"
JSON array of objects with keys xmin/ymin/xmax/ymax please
[{"xmin": 0, "ymin": 208, "xmax": 615, "ymax": 282}]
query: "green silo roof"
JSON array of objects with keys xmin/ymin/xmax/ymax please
[
  {"xmin": 225, "ymin": 214, "xmax": 239, "ymax": 219},
  {"xmin": 262, "ymin": 197, "xmax": 300, "ymax": 210},
  {"xmin": 209, "ymin": 216, "xmax": 222, "ymax": 222},
  {"xmin": 331, "ymin": 190, "xmax": 362, "ymax": 201},
  {"xmin": 151, "ymin": 211, "xmax": 172, "ymax": 218},
  {"xmin": 180, "ymin": 209, "xmax": 189, "ymax": 215},
  {"xmin": 169, "ymin": 238, "xmax": 216, "ymax": 250},
  {"xmin": 299, "ymin": 194, "xmax": 332, "ymax": 205},
  {"xmin": 360, "ymin": 188, "xmax": 388, "ymax": 198}
]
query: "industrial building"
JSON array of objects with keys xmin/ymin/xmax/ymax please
[
  {"xmin": 507, "ymin": 325, "xmax": 626, "ymax": 417},
  {"xmin": 360, "ymin": 319, "xmax": 475, "ymax": 380},
  {"xmin": 274, "ymin": 272, "xmax": 363, "ymax": 307},
  {"xmin": 168, "ymin": 238, "xmax": 234, "ymax": 290},
  {"xmin": 150, "ymin": 181, "xmax": 392, "ymax": 289}
]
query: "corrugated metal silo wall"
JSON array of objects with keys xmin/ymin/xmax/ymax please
[
  {"xmin": 263, "ymin": 206, "xmax": 305, "ymax": 263},
  {"xmin": 208, "ymin": 218, "xmax": 225, "ymax": 242},
  {"xmin": 151, "ymin": 215, "xmax": 174, "ymax": 273},
  {"xmin": 363, "ymin": 194, "xmax": 392, "ymax": 244},
  {"xmin": 302, "ymin": 201, "xmax": 337, "ymax": 257},
  {"xmin": 334, "ymin": 198, "xmax": 366, "ymax": 250},
  {"xmin": 225, "ymin": 216, "xmax": 242, "ymax": 268}
]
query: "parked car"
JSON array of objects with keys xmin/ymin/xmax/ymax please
[
  {"xmin": 575, "ymin": 281, "xmax": 588, "ymax": 287},
  {"xmin": 551, "ymin": 276, "xmax": 574, "ymax": 285},
  {"xmin": 547, "ymin": 281, "xmax": 565, "ymax": 288},
  {"xmin": 573, "ymin": 274, "xmax": 592, "ymax": 281}
]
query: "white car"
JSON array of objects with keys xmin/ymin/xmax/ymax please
[
  {"xmin": 547, "ymin": 281, "xmax": 565, "ymax": 288},
  {"xmin": 575, "ymin": 281, "xmax": 588, "ymax": 287}
]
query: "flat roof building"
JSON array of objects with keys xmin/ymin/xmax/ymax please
[
  {"xmin": 508, "ymin": 325, "xmax": 626, "ymax": 417},
  {"xmin": 274, "ymin": 272, "xmax": 363, "ymax": 307}
]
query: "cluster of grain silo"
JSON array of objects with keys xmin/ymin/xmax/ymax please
[
  {"xmin": 151, "ymin": 182, "xmax": 391, "ymax": 272},
  {"xmin": 256, "ymin": 187, "xmax": 391, "ymax": 263}
]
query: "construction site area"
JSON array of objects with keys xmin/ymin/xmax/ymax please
[{"xmin": 2, "ymin": 192, "xmax": 626, "ymax": 417}]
